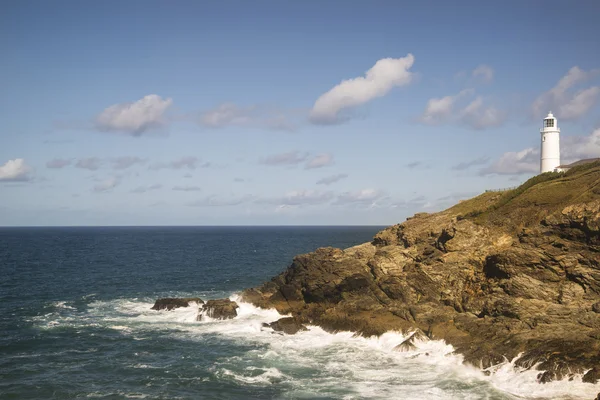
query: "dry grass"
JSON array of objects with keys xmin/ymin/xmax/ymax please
[{"xmin": 447, "ymin": 161, "xmax": 600, "ymax": 232}]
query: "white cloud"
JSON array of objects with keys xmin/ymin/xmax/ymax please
[
  {"xmin": 460, "ymin": 96, "xmax": 506, "ymax": 129},
  {"xmin": 93, "ymin": 176, "xmax": 120, "ymax": 192},
  {"xmin": 112, "ymin": 156, "xmax": 146, "ymax": 170},
  {"xmin": 531, "ymin": 66, "xmax": 600, "ymax": 120},
  {"xmin": 480, "ymin": 148, "xmax": 539, "ymax": 176},
  {"xmin": 562, "ymin": 128, "xmax": 600, "ymax": 161},
  {"xmin": 333, "ymin": 188, "xmax": 385, "ymax": 206},
  {"xmin": 310, "ymin": 54, "xmax": 415, "ymax": 124},
  {"xmin": 305, "ymin": 153, "xmax": 334, "ymax": 169},
  {"xmin": 76, "ymin": 157, "xmax": 102, "ymax": 171},
  {"xmin": 472, "ymin": 64, "xmax": 494, "ymax": 83},
  {"xmin": 96, "ymin": 94, "xmax": 173, "ymax": 135},
  {"xmin": 259, "ymin": 151, "xmax": 308, "ymax": 166},
  {"xmin": 172, "ymin": 185, "xmax": 202, "ymax": 192},
  {"xmin": 131, "ymin": 184, "xmax": 162, "ymax": 193},
  {"xmin": 0, "ymin": 158, "xmax": 33, "ymax": 182},
  {"xmin": 316, "ymin": 173, "xmax": 348, "ymax": 185},
  {"xmin": 200, "ymin": 103, "xmax": 295, "ymax": 131},
  {"xmin": 419, "ymin": 90, "xmax": 505, "ymax": 129},
  {"xmin": 46, "ymin": 158, "xmax": 72, "ymax": 169},
  {"xmin": 150, "ymin": 156, "xmax": 200, "ymax": 170},
  {"xmin": 419, "ymin": 89, "xmax": 472, "ymax": 125}
]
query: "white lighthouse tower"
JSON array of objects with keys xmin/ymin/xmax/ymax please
[{"xmin": 540, "ymin": 112, "xmax": 560, "ymax": 173}]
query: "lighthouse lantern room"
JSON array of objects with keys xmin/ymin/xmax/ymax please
[{"xmin": 540, "ymin": 112, "xmax": 561, "ymax": 173}]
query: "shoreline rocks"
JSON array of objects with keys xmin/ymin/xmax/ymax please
[
  {"xmin": 197, "ymin": 299, "xmax": 239, "ymax": 321},
  {"xmin": 151, "ymin": 297, "xmax": 203, "ymax": 311},
  {"xmin": 240, "ymin": 197, "xmax": 600, "ymax": 382},
  {"xmin": 262, "ymin": 317, "xmax": 307, "ymax": 335}
]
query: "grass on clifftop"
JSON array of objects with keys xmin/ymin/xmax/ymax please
[{"xmin": 449, "ymin": 161, "xmax": 600, "ymax": 231}]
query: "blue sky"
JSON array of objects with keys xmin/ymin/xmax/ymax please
[{"xmin": 1, "ymin": 0, "xmax": 599, "ymax": 226}]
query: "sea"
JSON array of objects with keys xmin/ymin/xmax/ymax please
[{"xmin": 1, "ymin": 226, "xmax": 598, "ymax": 400}]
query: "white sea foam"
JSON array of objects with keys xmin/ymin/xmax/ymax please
[{"xmin": 34, "ymin": 295, "xmax": 600, "ymax": 399}]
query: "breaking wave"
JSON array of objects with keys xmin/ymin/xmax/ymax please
[{"xmin": 23, "ymin": 293, "xmax": 599, "ymax": 400}]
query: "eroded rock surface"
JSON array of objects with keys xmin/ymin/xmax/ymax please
[
  {"xmin": 262, "ymin": 317, "xmax": 307, "ymax": 334},
  {"xmin": 197, "ymin": 299, "xmax": 239, "ymax": 321},
  {"xmin": 151, "ymin": 297, "xmax": 203, "ymax": 311},
  {"xmin": 241, "ymin": 198, "xmax": 600, "ymax": 381}
]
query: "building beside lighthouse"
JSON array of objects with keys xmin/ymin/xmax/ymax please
[{"xmin": 540, "ymin": 112, "xmax": 560, "ymax": 173}]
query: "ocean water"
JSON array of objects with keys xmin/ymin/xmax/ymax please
[{"xmin": 1, "ymin": 226, "xmax": 598, "ymax": 400}]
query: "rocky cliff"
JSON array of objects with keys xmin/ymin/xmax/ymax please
[{"xmin": 242, "ymin": 162, "xmax": 600, "ymax": 383}]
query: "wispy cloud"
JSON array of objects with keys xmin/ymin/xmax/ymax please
[
  {"xmin": 111, "ymin": 156, "xmax": 146, "ymax": 170},
  {"xmin": 95, "ymin": 94, "xmax": 173, "ymax": 136},
  {"xmin": 310, "ymin": 54, "xmax": 415, "ymax": 124},
  {"xmin": 333, "ymin": 188, "xmax": 385, "ymax": 206},
  {"xmin": 131, "ymin": 184, "xmax": 162, "ymax": 193},
  {"xmin": 199, "ymin": 103, "xmax": 296, "ymax": 131},
  {"xmin": 259, "ymin": 151, "xmax": 308, "ymax": 166},
  {"xmin": 172, "ymin": 185, "xmax": 202, "ymax": 192},
  {"xmin": 76, "ymin": 157, "xmax": 102, "ymax": 171},
  {"xmin": 451, "ymin": 156, "xmax": 490, "ymax": 171},
  {"xmin": 531, "ymin": 66, "xmax": 600, "ymax": 120},
  {"xmin": 316, "ymin": 173, "xmax": 348, "ymax": 185},
  {"xmin": 480, "ymin": 148, "xmax": 539, "ymax": 176},
  {"xmin": 93, "ymin": 176, "xmax": 120, "ymax": 192},
  {"xmin": 259, "ymin": 190, "xmax": 335, "ymax": 206},
  {"xmin": 472, "ymin": 64, "xmax": 494, "ymax": 83},
  {"xmin": 188, "ymin": 194, "xmax": 253, "ymax": 207},
  {"xmin": 46, "ymin": 158, "xmax": 72, "ymax": 169},
  {"xmin": 150, "ymin": 156, "xmax": 203, "ymax": 170},
  {"xmin": 418, "ymin": 89, "xmax": 472, "ymax": 125},
  {"xmin": 419, "ymin": 89, "xmax": 506, "ymax": 129},
  {"xmin": 305, "ymin": 153, "xmax": 334, "ymax": 169}
]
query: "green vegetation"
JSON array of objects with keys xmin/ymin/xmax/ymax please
[{"xmin": 449, "ymin": 162, "xmax": 600, "ymax": 232}]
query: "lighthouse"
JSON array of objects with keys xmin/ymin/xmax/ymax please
[{"xmin": 540, "ymin": 112, "xmax": 560, "ymax": 173}]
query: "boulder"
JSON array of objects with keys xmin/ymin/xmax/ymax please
[
  {"xmin": 197, "ymin": 299, "xmax": 239, "ymax": 321},
  {"xmin": 262, "ymin": 317, "xmax": 307, "ymax": 334},
  {"xmin": 151, "ymin": 297, "xmax": 203, "ymax": 311},
  {"xmin": 583, "ymin": 367, "xmax": 600, "ymax": 384}
]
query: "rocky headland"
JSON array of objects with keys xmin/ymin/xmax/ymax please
[{"xmin": 240, "ymin": 162, "xmax": 600, "ymax": 385}]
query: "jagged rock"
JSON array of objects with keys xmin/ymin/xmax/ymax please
[
  {"xmin": 595, "ymin": 392, "xmax": 600, "ymax": 400},
  {"xmin": 394, "ymin": 329, "xmax": 428, "ymax": 352},
  {"xmin": 583, "ymin": 367, "xmax": 600, "ymax": 384},
  {"xmin": 197, "ymin": 299, "xmax": 238, "ymax": 321},
  {"xmin": 240, "ymin": 165, "xmax": 600, "ymax": 382},
  {"xmin": 151, "ymin": 297, "xmax": 203, "ymax": 311},
  {"xmin": 262, "ymin": 317, "xmax": 307, "ymax": 334}
]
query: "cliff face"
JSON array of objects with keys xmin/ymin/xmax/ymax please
[{"xmin": 241, "ymin": 162, "xmax": 600, "ymax": 383}]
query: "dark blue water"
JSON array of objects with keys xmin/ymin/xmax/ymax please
[
  {"xmin": 1, "ymin": 227, "xmax": 595, "ymax": 400},
  {"xmin": 0, "ymin": 226, "xmax": 381, "ymax": 399}
]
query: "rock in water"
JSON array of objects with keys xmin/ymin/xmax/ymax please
[
  {"xmin": 151, "ymin": 297, "xmax": 203, "ymax": 311},
  {"xmin": 583, "ymin": 367, "xmax": 600, "ymax": 384},
  {"xmin": 394, "ymin": 329, "xmax": 428, "ymax": 352},
  {"xmin": 197, "ymin": 299, "xmax": 239, "ymax": 321},
  {"xmin": 262, "ymin": 317, "xmax": 307, "ymax": 334}
]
